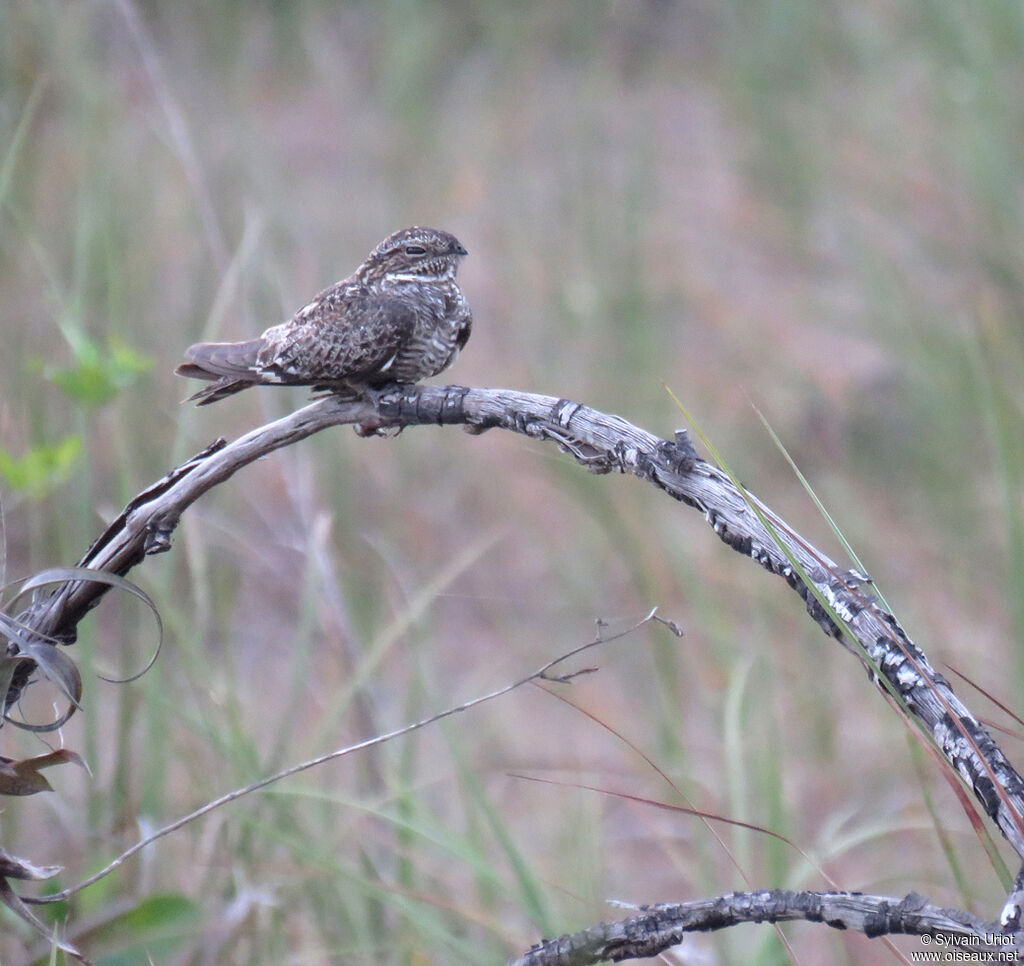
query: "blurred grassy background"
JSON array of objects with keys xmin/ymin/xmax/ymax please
[{"xmin": 1, "ymin": 1, "xmax": 1023, "ymax": 963}]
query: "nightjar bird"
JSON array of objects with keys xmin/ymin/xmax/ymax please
[{"xmin": 175, "ymin": 226, "xmax": 472, "ymax": 405}]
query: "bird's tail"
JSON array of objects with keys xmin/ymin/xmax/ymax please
[{"xmin": 174, "ymin": 338, "xmax": 264, "ymax": 405}]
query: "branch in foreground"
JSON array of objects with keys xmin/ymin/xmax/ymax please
[
  {"xmin": 8, "ymin": 381, "xmax": 1024, "ymax": 927},
  {"xmin": 507, "ymin": 890, "xmax": 1008, "ymax": 966}
]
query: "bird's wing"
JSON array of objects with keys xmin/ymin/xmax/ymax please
[{"xmin": 257, "ymin": 296, "xmax": 417, "ymax": 383}]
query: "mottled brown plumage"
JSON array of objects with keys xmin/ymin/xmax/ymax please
[{"xmin": 175, "ymin": 226, "xmax": 472, "ymax": 405}]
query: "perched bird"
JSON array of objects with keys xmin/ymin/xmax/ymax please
[{"xmin": 175, "ymin": 226, "xmax": 472, "ymax": 405}]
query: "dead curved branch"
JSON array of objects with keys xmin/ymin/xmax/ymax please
[
  {"xmin": 6, "ymin": 381, "xmax": 1024, "ymax": 954},
  {"xmin": 507, "ymin": 890, "xmax": 1007, "ymax": 966}
]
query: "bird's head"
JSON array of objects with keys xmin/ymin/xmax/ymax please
[{"xmin": 359, "ymin": 226, "xmax": 468, "ymax": 285}]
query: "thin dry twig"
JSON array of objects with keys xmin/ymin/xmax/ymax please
[{"xmin": 25, "ymin": 610, "xmax": 671, "ymax": 905}]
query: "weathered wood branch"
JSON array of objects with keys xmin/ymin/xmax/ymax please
[
  {"xmin": 7, "ymin": 381, "xmax": 1024, "ymax": 946},
  {"xmin": 506, "ymin": 890, "xmax": 1010, "ymax": 966}
]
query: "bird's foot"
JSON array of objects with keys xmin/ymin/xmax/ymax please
[{"xmin": 353, "ymin": 417, "xmax": 403, "ymax": 439}]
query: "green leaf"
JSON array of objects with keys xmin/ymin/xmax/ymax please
[
  {"xmin": 42, "ymin": 332, "xmax": 153, "ymax": 406},
  {"xmin": 0, "ymin": 436, "xmax": 82, "ymax": 497},
  {"xmin": 81, "ymin": 893, "xmax": 200, "ymax": 966}
]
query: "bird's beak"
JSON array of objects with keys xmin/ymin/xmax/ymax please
[{"xmin": 453, "ymin": 242, "xmax": 468, "ymax": 256}]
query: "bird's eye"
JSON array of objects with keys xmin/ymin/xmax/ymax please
[{"xmin": 404, "ymin": 245, "xmax": 427, "ymax": 256}]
